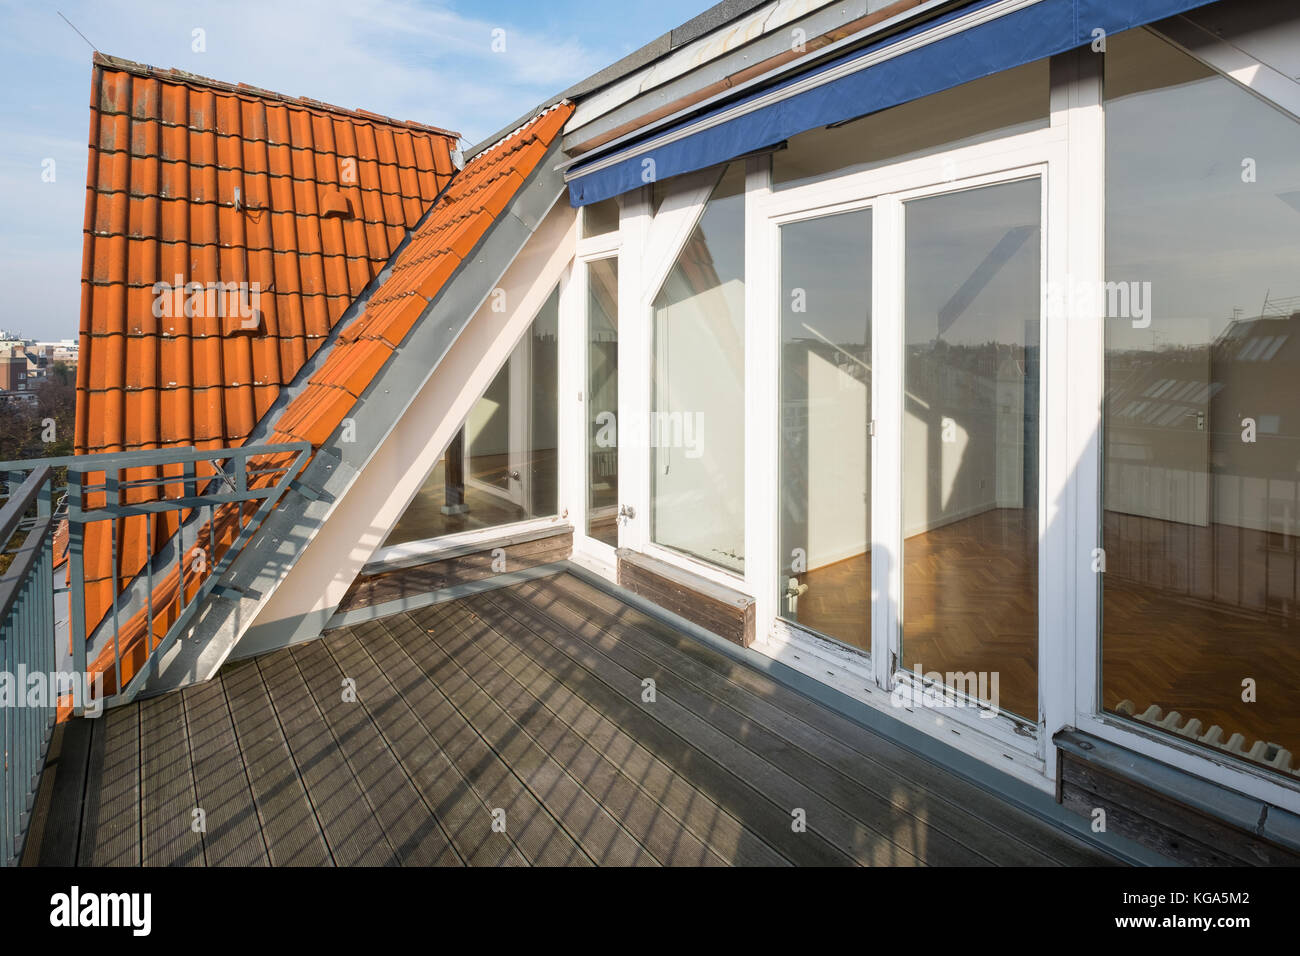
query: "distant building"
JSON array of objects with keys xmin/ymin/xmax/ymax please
[{"xmin": 0, "ymin": 346, "xmax": 38, "ymax": 404}]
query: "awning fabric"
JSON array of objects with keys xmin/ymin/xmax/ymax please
[{"xmin": 567, "ymin": 0, "xmax": 1219, "ymax": 206}]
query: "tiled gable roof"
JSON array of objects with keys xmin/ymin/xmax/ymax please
[
  {"xmin": 70, "ymin": 90, "xmax": 574, "ymax": 706},
  {"xmin": 77, "ymin": 53, "xmax": 459, "ymax": 456},
  {"xmin": 74, "ymin": 54, "xmax": 460, "ymax": 653}
]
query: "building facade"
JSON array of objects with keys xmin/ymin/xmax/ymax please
[{"xmin": 48, "ymin": 0, "xmax": 1300, "ymax": 863}]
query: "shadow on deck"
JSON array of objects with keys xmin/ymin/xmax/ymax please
[{"xmin": 21, "ymin": 572, "xmax": 1116, "ymax": 866}]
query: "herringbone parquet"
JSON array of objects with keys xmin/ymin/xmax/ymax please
[
  {"xmin": 792, "ymin": 507, "xmax": 1300, "ymax": 761},
  {"xmin": 797, "ymin": 509, "xmax": 1039, "ymax": 720}
]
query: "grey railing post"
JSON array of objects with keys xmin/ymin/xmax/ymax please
[{"xmin": 68, "ymin": 469, "xmax": 86, "ymax": 718}]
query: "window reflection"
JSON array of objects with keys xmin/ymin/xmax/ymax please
[
  {"xmin": 902, "ymin": 178, "xmax": 1042, "ymax": 722},
  {"xmin": 1103, "ymin": 29, "xmax": 1300, "ymax": 778},
  {"xmin": 587, "ymin": 258, "xmax": 619, "ymax": 546},
  {"xmin": 382, "ymin": 286, "xmax": 559, "ymax": 546},
  {"xmin": 650, "ymin": 163, "xmax": 746, "ymax": 572},
  {"xmin": 778, "ymin": 211, "xmax": 872, "ymax": 651}
]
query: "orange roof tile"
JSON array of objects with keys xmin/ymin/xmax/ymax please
[
  {"xmin": 74, "ymin": 53, "xmax": 460, "ymax": 656},
  {"xmin": 77, "ymin": 53, "xmax": 459, "ymax": 458},
  {"xmin": 267, "ymin": 103, "xmax": 572, "ymax": 450},
  {"xmin": 66, "ymin": 88, "xmax": 573, "ymax": 714}
]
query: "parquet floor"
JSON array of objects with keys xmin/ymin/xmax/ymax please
[
  {"xmin": 796, "ymin": 509, "xmax": 1039, "ymax": 720},
  {"xmin": 383, "ymin": 450, "xmax": 558, "ymax": 546},
  {"xmin": 794, "ymin": 508, "xmax": 1300, "ymax": 758}
]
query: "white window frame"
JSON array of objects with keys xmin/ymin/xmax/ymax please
[
  {"xmin": 1068, "ymin": 26, "xmax": 1300, "ymax": 812},
  {"xmin": 753, "ymin": 131, "xmax": 1068, "ymax": 785},
  {"xmin": 367, "ymin": 274, "xmax": 571, "ymax": 570},
  {"xmin": 564, "ymin": 21, "xmax": 1300, "ymax": 806},
  {"xmin": 565, "ymin": 208, "xmax": 624, "ymax": 571},
  {"xmin": 620, "ymin": 164, "xmax": 754, "ymax": 591}
]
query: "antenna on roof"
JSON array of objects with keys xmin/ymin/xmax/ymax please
[{"xmin": 57, "ymin": 10, "xmax": 97, "ymax": 51}]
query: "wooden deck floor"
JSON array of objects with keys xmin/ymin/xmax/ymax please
[{"xmin": 22, "ymin": 573, "xmax": 1115, "ymax": 866}]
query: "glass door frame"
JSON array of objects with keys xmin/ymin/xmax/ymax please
[
  {"xmin": 882, "ymin": 164, "xmax": 1052, "ymax": 755},
  {"xmin": 752, "ymin": 124, "xmax": 1071, "ymax": 776},
  {"xmin": 602, "ymin": 116, "xmax": 1072, "ymax": 783},
  {"xmin": 620, "ymin": 163, "xmax": 759, "ymax": 593},
  {"xmin": 564, "ymin": 220, "xmax": 624, "ymax": 572}
]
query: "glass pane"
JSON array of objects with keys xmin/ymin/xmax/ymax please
[
  {"xmin": 902, "ymin": 178, "xmax": 1041, "ymax": 721},
  {"xmin": 1102, "ymin": 29, "xmax": 1300, "ymax": 776},
  {"xmin": 582, "ymin": 197, "xmax": 621, "ymax": 237},
  {"xmin": 467, "ymin": 364, "xmax": 511, "ymax": 491},
  {"xmin": 778, "ymin": 210, "xmax": 872, "ymax": 652},
  {"xmin": 773, "ymin": 59, "xmax": 1049, "ymax": 191},
  {"xmin": 587, "ymin": 257, "xmax": 619, "ymax": 546},
  {"xmin": 382, "ymin": 286, "xmax": 560, "ymax": 545},
  {"xmin": 650, "ymin": 163, "xmax": 746, "ymax": 572}
]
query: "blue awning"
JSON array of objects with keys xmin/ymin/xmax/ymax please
[{"xmin": 567, "ymin": 0, "xmax": 1220, "ymax": 206}]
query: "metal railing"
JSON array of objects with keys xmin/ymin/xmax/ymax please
[
  {"xmin": 0, "ymin": 442, "xmax": 311, "ymax": 865},
  {"xmin": 0, "ymin": 467, "xmax": 55, "ymax": 867}
]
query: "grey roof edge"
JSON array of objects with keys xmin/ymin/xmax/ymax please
[
  {"xmin": 463, "ymin": 0, "xmax": 790, "ymax": 160},
  {"xmin": 466, "ymin": 0, "xmax": 969, "ymax": 165}
]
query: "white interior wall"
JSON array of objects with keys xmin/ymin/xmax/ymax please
[{"xmin": 806, "ymin": 349, "xmax": 868, "ymax": 568}]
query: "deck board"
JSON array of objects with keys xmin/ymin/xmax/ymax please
[
  {"xmin": 464, "ymin": 588, "xmax": 922, "ymax": 866},
  {"xmin": 517, "ymin": 576, "xmax": 1061, "ymax": 866},
  {"xmin": 78, "ymin": 704, "xmax": 140, "ymax": 866},
  {"xmin": 222, "ymin": 657, "xmax": 332, "ymax": 866},
  {"xmin": 542, "ymin": 574, "xmax": 1108, "ymax": 867},
  {"xmin": 383, "ymin": 612, "xmax": 638, "ymax": 864},
  {"xmin": 454, "ymin": 590, "xmax": 857, "ymax": 865},
  {"xmin": 427, "ymin": 601, "xmax": 726, "ymax": 866},
  {"xmin": 290, "ymin": 638, "xmax": 460, "ymax": 866},
  {"xmin": 181, "ymin": 679, "xmax": 269, "ymax": 866},
  {"xmin": 20, "ymin": 718, "xmax": 92, "ymax": 866},
  {"xmin": 423, "ymin": 597, "xmax": 790, "ymax": 866},
  {"xmin": 259, "ymin": 649, "xmax": 397, "ymax": 866},
  {"xmin": 324, "ymin": 625, "xmax": 514, "ymax": 866},
  {"xmin": 139, "ymin": 692, "xmax": 205, "ymax": 866},
  {"xmin": 27, "ymin": 573, "xmax": 1117, "ymax": 867},
  {"xmin": 368, "ymin": 615, "xmax": 589, "ymax": 866}
]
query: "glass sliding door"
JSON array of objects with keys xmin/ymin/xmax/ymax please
[
  {"xmin": 1102, "ymin": 29, "xmax": 1300, "ymax": 778},
  {"xmin": 650, "ymin": 163, "xmax": 746, "ymax": 573},
  {"xmin": 777, "ymin": 210, "xmax": 872, "ymax": 651},
  {"xmin": 586, "ymin": 257, "xmax": 619, "ymax": 547},
  {"xmin": 900, "ymin": 177, "xmax": 1042, "ymax": 721}
]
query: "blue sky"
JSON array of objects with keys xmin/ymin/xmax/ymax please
[{"xmin": 0, "ymin": 0, "xmax": 705, "ymax": 341}]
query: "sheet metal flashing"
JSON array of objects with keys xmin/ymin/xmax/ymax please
[
  {"xmin": 463, "ymin": 0, "xmax": 800, "ymax": 161},
  {"xmin": 362, "ymin": 521, "xmax": 573, "ymax": 574},
  {"xmin": 1055, "ymin": 729, "xmax": 1300, "ymax": 853},
  {"xmin": 318, "ymin": 562, "xmax": 569, "ymax": 634},
  {"xmin": 561, "ymin": 0, "xmax": 935, "ymax": 156}
]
